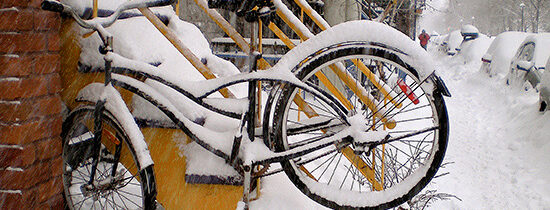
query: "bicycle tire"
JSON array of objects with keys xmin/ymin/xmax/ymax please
[
  {"xmin": 271, "ymin": 41, "xmax": 449, "ymax": 209},
  {"xmin": 61, "ymin": 105, "xmax": 157, "ymax": 210}
]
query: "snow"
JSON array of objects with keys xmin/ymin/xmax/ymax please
[
  {"xmin": 421, "ymin": 53, "xmax": 550, "ymax": 209},
  {"xmin": 60, "ymin": 0, "xmax": 550, "ymax": 208},
  {"xmin": 77, "ymin": 83, "xmax": 154, "ymax": 169},
  {"xmin": 348, "ymin": 114, "xmax": 388, "ymax": 144},
  {"xmin": 526, "ymin": 33, "xmax": 550, "ymax": 68},
  {"xmin": 248, "ymin": 38, "xmax": 550, "ymax": 209},
  {"xmin": 250, "ymin": 4, "xmax": 550, "ymax": 209},
  {"xmin": 507, "ymin": 33, "xmax": 550, "ymax": 88},
  {"xmin": 455, "ymin": 33, "xmax": 493, "ymax": 64},
  {"xmin": 0, "ymin": 77, "xmax": 21, "ymax": 82},
  {"xmin": 444, "ymin": 30, "xmax": 463, "ymax": 55},
  {"xmin": 0, "ymin": 100, "xmax": 20, "ymax": 105},
  {"xmin": 0, "ymin": 7, "xmax": 18, "ymax": 12},
  {"xmin": 539, "ymin": 59, "xmax": 550, "ymax": 106},
  {"xmin": 481, "ymin": 31, "xmax": 532, "ymax": 78},
  {"xmin": 460, "ymin": 24, "xmax": 479, "ymax": 35}
]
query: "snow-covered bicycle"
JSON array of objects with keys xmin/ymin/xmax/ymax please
[{"xmin": 42, "ymin": 0, "xmax": 451, "ymax": 209}]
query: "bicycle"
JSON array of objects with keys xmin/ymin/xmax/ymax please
[{"xmin": 42, "ymin": 0, "xmax": 451, "ymax": 209}]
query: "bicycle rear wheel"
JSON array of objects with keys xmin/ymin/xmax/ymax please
[
  {"xmin": 271, "ymin": 42, "xmax": 449, "ymax": 209},
  {"xmin": 62, "ymin": 105, "xmax": 156, "ymax": 209}
]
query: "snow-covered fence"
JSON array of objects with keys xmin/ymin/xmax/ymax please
[{"xmin": 0, "ymin": 0, "xmax": 64, "ymax": 208}]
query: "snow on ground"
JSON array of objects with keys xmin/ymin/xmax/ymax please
[{"xmin": 421, "ymin": 45, "xmax": 550, "ymax": 209}]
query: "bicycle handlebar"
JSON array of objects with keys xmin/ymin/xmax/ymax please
[
  {"xmin": 41, "ymin": 0, "xmax": 64, "ymax": 13},
  {"xmin": 41, "ymin": 0, "xmax": 175, "ymax": 30}
]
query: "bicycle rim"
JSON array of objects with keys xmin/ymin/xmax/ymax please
[
  {"xmin": 273, "ymin": 43, "xmax": 449, "ymax": 209},
  {"xmin": 62, "ymin": 106, "xmax": 147, "ymax": 209}
]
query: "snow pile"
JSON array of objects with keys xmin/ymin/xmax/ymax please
[{"xmin": 443, "ymin": 30, "xmax": 462, "ymax": 56}]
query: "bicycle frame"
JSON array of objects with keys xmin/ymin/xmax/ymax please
[{"xmin": 92, "ymin": 50, "xmax": 352, "ymax": 169}]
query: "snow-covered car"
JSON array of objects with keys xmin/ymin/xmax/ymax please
[
  {"xmin": 506, "ymin": 33, "xmax": 550, "ymax": 89},
  {"xmin": 480, "ymin": 31, "xmax": 531, "ymax": 78},
  {"xmin": 460, "ymin": 24, "xmax": 479, "ymax": 41},
  {"xmin": 456, "ymin": 29, "xmax": 492, "ymax": 63},
  {"xmin": 538, "ymin": 57, "xmax": 550, "ymax": 112},
  {"xmin": 442, "ymin": 30, "xmax": 463, "ymax": 55}
]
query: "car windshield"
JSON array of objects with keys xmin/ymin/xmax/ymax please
[{"xmin": 519, "ymin": 42, "xmax": 535, "ymax": 61}]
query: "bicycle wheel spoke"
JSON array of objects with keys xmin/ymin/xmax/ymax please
[
  {"xmin": 327, "ymin": 153, "xmax": 343, "ymax": 185},
  {"xmin": 339, "ymin": 156, "xmax": 354, "ymax": 189},
  {"xmin": 115, "ymin": 190, "xmax": 131, "ymax": 209},
  {"xmin": 115, "ymin": 189, "xmax": 142, "ymax": 207}
]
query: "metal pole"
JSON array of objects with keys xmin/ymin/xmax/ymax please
[
  {"xmin": 413, "ymin": 0, "xmax": 417, "ymax": 40},
  {"xmin": 520, "ymin": 3, "xmax": 525, "ymax": 32}
]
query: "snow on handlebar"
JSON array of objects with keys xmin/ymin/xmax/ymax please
[{"xmin": 41, "ymin": 0, "xmax": 175, "ymax": 30}]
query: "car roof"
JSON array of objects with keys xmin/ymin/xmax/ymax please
[{"xmin": 485, "ymin": 31, "xmax": 531, "ymax": 56}]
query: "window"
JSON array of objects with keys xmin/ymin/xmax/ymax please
[{"xmin": 519, "ymin": 42, "xmax": 535, "ymax": 61}]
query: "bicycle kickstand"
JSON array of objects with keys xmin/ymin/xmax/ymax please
[{"xmin": 242, "ymin": 164, "xmax": 252, "ymax": 210}]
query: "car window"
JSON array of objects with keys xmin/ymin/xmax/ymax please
[{"xmin": 519, "ymin": 42, "xmax": 535, "ymax": 61}]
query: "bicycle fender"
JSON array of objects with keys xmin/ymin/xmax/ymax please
[
  {"xmin": 431, "ymin": 74, "xmax": 452, "ymax": 97},
  {"xmin": 76, "ymin": 83, "xmax": 155, "ymax": 170}
]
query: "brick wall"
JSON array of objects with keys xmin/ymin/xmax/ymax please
[{"xmin": 0, "ymin": 0, "xmax": 64, "ymax": 208}]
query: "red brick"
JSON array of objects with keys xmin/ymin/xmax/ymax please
[
  {"xmin": 49, "ymin": 155, "xmax": 62, "ymax": 177},
  {"xmin": 34, "ymin": 10, "xmax": 60, "ymax": 31},
  {"xmin": 47, "ymin": 32, "xmax": 60, "ymax": 52},
  {"xmin": 0, "ymin": 120, "xmax": 41, "ymax": 145},
  {"xmin": 0, "ymin": 9, "xmax": 33, "ymax": 31},
  {"xmin": 47, "ymin": 74, "xmax": 62, "ymax": 94},
  {"xmin": 30, "ymin": 0, "xmax": 43, "ymax": 8},
  {"xmin": 42, "ymin": 194, "xmax": 64, "ymax": 209},
  {"xmin": 0, "ymin": 95, "xmax": 62, "ymax": 122},
  {"xmin": 0, "ymin": 54, "xmax": 32, "ymax": 77},
  {"xmin": 0, "ymin": 116, "xmax": 62, "ymax": 144},
  {"xmin": 0, "ymin": 145, "xmax": 36, "ymax": 168},
  {"xmin": 24, "ymin": 161, "xmax": 51, "ymax": 187},
  {"xmin": 35, "ymin": 137, "xmax": 62, "ymax": 161},
  {"xmin": 0, "ymin": 32, "xmax": 47, "ymax": 53},
  {"xmin": 38, "ymin": 176, "xmax": 62, "ymax": 203},
  {"xmin": 0, "ymin": 186, "xmax": 39, "ymax": 209},
  {"xmin": 0, "ymin": 167, "xmax": 26, "ymax": 189},
  {"xmin": 0, "ymin": 191, "xmax": 24, "ymax": 209},
  {"xmin": 35, "ymin": 53, "xmax": 61, "ymax": 74},
  {"xmin": 0, "ymin": 75, "xmax": 51, "ymax": 100},
  {"xmin": 0, "ymin": 0, "xmax": 32, "ymax": 8}
]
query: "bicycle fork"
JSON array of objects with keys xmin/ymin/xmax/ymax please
[{"xmin": 86, "ymin": 34, "xmax": 115, "ymax": 191}]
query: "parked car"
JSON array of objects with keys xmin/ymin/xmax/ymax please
[
  {"xmin": 506, "ymin": 33, "xmax": 550, "ymax": 89},
  {"xmin": 442, "ymin": 30, "xmax": 463, "ymax": 56},
  {"xmin": 481, "ymin": 31, "xmax": 532, "ymax": 78},
  {"xmin": 456, "ymin": 25, "xmax": 493, "ymax": 63},
  {"xmin": 538, "ymin": 57, "xmax": 550, "ymax": 112},
  {"xmin": 460, "ymin": 24, "xmax": 479, "ymax": 41}
]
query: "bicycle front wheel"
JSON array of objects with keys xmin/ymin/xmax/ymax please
[
  {"xmin": 62, "ymin": 105, "xmax": 156, "ymax": 209},
  {"xmin": 272, "ymin": 42, "xmax": 449, "ymax": 209}
]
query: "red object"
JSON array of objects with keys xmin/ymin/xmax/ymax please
[
  {"xmin": 398, "ymin": 79, "xmax": 419, "ymax": 104},
  {"xmin": 419, "ymin": 32, "xmax": 430, "ymax": 47}
]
